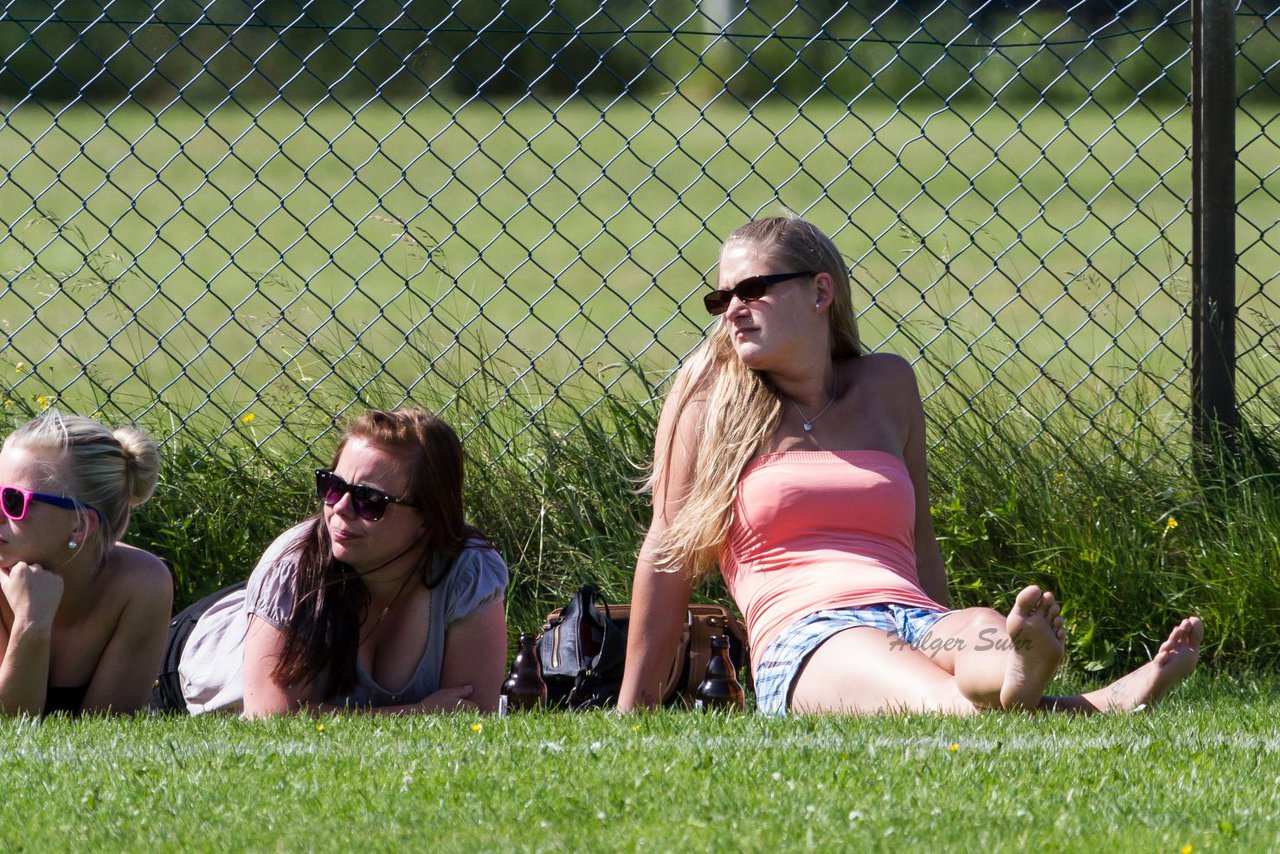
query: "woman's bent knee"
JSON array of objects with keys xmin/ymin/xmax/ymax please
[{"xmin": 791, "ymin": 627, "xmax": 974, "ymax": 715}]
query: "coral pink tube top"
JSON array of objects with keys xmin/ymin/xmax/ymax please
[{"xmin": 720, "ymin": 450, "xmax": 945, "ymax": 670}]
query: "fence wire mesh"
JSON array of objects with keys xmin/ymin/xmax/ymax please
[{"xmin": 0, "ymin": 1, "xmax": 1276, "ymax": 470}]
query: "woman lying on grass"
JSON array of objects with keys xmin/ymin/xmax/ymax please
[
  {"xmin": 151, "ymin": 407, "xmax": 508, "ymax": 717},
  {"xmin": 618, "ymin": 216, "xmax": 1203, "ymax": 715},
  {"xmin": 0, "ymin": 410, "xmax": 172, "ymax": 716}
]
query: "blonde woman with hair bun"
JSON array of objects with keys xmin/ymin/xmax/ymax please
[
  {"xmin": 618, "ymin": 216, "xmax": 1203, "ymax": 716},
  {"xmin": 0, "ymin": 409, "xmax": 172, "ymax": 715}
]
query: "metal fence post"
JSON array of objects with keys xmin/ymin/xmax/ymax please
[{"xmin": 1191, "ymin": 0, "xmax": 1239, "ymax": 462}]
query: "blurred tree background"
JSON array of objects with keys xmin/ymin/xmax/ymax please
[{"xmin": 2, "ymin": 1, "xmax": 1276, "ymax": 107}]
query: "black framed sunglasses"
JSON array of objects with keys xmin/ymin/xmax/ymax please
[
  {"xmin": 315, "ymin": 469, "xmax": 416, "ymax": 522},
  {"xmin": 0, "ymin": 484, "xmax": 102, "ymax": 523},
  {"xmin": 703, "ymin": 271, "xmax": 817, "ymax": 316}
]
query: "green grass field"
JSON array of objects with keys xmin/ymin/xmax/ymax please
[
  {"xmin": 3, "ymin": 96, "xmax": 1275, "ymax": 447},
  {"xmin": 3, "ymin": 672, "xmax": 1277, "ymax": 851}
]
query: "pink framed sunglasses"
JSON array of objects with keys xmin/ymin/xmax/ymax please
[{"xmin": 0, "ymin": 485, "xmax": 103, "ymax": 523}]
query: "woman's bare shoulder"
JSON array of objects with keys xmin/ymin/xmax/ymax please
[
  {"xmin": 847, "ymin": 352, "xmax": 921, "ymax": 394},
  {"xmin": 79, "ymin": 544, "xmax": 173, "ymax": 635},
  {"xmin": 106, "ymin": 543, "xmax": 173, "ymax": 594}
]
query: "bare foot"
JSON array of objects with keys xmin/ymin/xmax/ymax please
[
  {"xmin": 1079, "ymin": 617, "xmax": 1204, "ymax": 712},
  {"xmin": 1000, "ymin": 585, "xmax": 1066, "ymax": 710}
]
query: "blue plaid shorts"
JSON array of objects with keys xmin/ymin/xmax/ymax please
[{"xmin": 753, "ymin": 605, "xmax": 950, "ymax": 716}]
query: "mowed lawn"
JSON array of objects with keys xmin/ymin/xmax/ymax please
[
  {"xmin": 1, "ymin": 672, "xmax": 1276, "ymax": 851},
  {"xmin": 4, "ymin": 95, "xmax": 1274, "ymax": 435}
]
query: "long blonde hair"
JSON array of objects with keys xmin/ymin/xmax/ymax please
[{"xmin": 649, "ymin": 217, "xmax": 862, "ymax": 580}]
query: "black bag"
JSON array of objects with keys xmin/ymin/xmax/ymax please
[
  {"xmin": 536, "ymin": 583, "xmax": 751, "ymax": 710},
  {"xmin": 537, "ymin": 584, "xmax": 627, "ymax": 709}
]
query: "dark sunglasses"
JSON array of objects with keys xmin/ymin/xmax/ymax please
[
  {"xmin": 315, "ymin": 469, "xmax": 416, "ymax": 522},
  {"xmin": 703, "ymin": 271, "xmax": 816, "ymax": 316},
  {"xmin": 0, "ymin": 485, "xmax": 102, "ymax": 523}
]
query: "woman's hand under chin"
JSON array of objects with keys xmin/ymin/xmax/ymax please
[{"xmin": 0, "ymin": 560, "xmax": 64, "ymax": 630}]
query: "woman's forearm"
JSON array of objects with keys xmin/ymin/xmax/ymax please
[
  {"xmin": 618, "ymin": 547, "xmax": 695, "ymax": 711},
  {"xmin": 0, "ymin": 619, "xmax": 53, "ymax": 716}
]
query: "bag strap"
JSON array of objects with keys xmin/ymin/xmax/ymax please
[
  {"xmin": 582, "ymin": 592, "xmax": 689, "ymax": 704},
  {"xmin": 658, "ymin": 615, "xmax": 690, "ymax": 702},
  {"xmin": 684, "ymin": 605, "xmax": 751, "ymax": 693},
  {"xmin": 685, "ymin": 609, "xmax": 724, "ymax": 694}
]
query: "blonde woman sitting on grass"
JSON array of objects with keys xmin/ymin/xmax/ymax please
[{"xmin": 617, "ymin": 216, "xmax": 1202, "ymax": 715}]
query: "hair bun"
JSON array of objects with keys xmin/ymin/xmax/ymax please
[{"xmin": 112, "ymin": 425, "xmax": 160, "ymax": 506}]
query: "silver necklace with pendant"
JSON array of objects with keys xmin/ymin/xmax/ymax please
[{"xmin": 787, "ymin": 372, "xmax": 839, "ymax": 432}]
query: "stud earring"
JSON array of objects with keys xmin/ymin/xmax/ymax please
[{"xmin": 68, "ymin": 539, "xmax": 78, "ymax": 549}]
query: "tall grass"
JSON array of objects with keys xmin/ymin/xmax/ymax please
[
  {"xmin": 927, "ymin": 392, "xmax": 1280, "ymax": 672},
  {"xmin": 452, "ymin": 369, "xmax": 1280, "ymax": 674},
  {"xmin": 139, "ymin": 439, "xmax": 314, "ymax": 604},
  {"xmin": 8, "ymin": 357, "xmax": 1273, "ymax": 674}
]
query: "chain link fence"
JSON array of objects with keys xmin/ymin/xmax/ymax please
[
  {"xmin": 1, "ymin": 1, "xmax": 1277, "ymax": 470},
  {"xmin": 1236, "ymin": 2, "xmax": 1280, "ymax": 436}
]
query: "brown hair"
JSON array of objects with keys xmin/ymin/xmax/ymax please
[{"xmin": 272, "ymin": 408, "xmax": 486, "ymax": 696}]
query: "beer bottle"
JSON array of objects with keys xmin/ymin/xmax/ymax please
[
  {"xmin": 694, "ymin": 633, "xmax": 745, "ymax": 712},
  {"xmin": 500, "ymin": 632, "xmax": 547, "ymax": 714}
]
